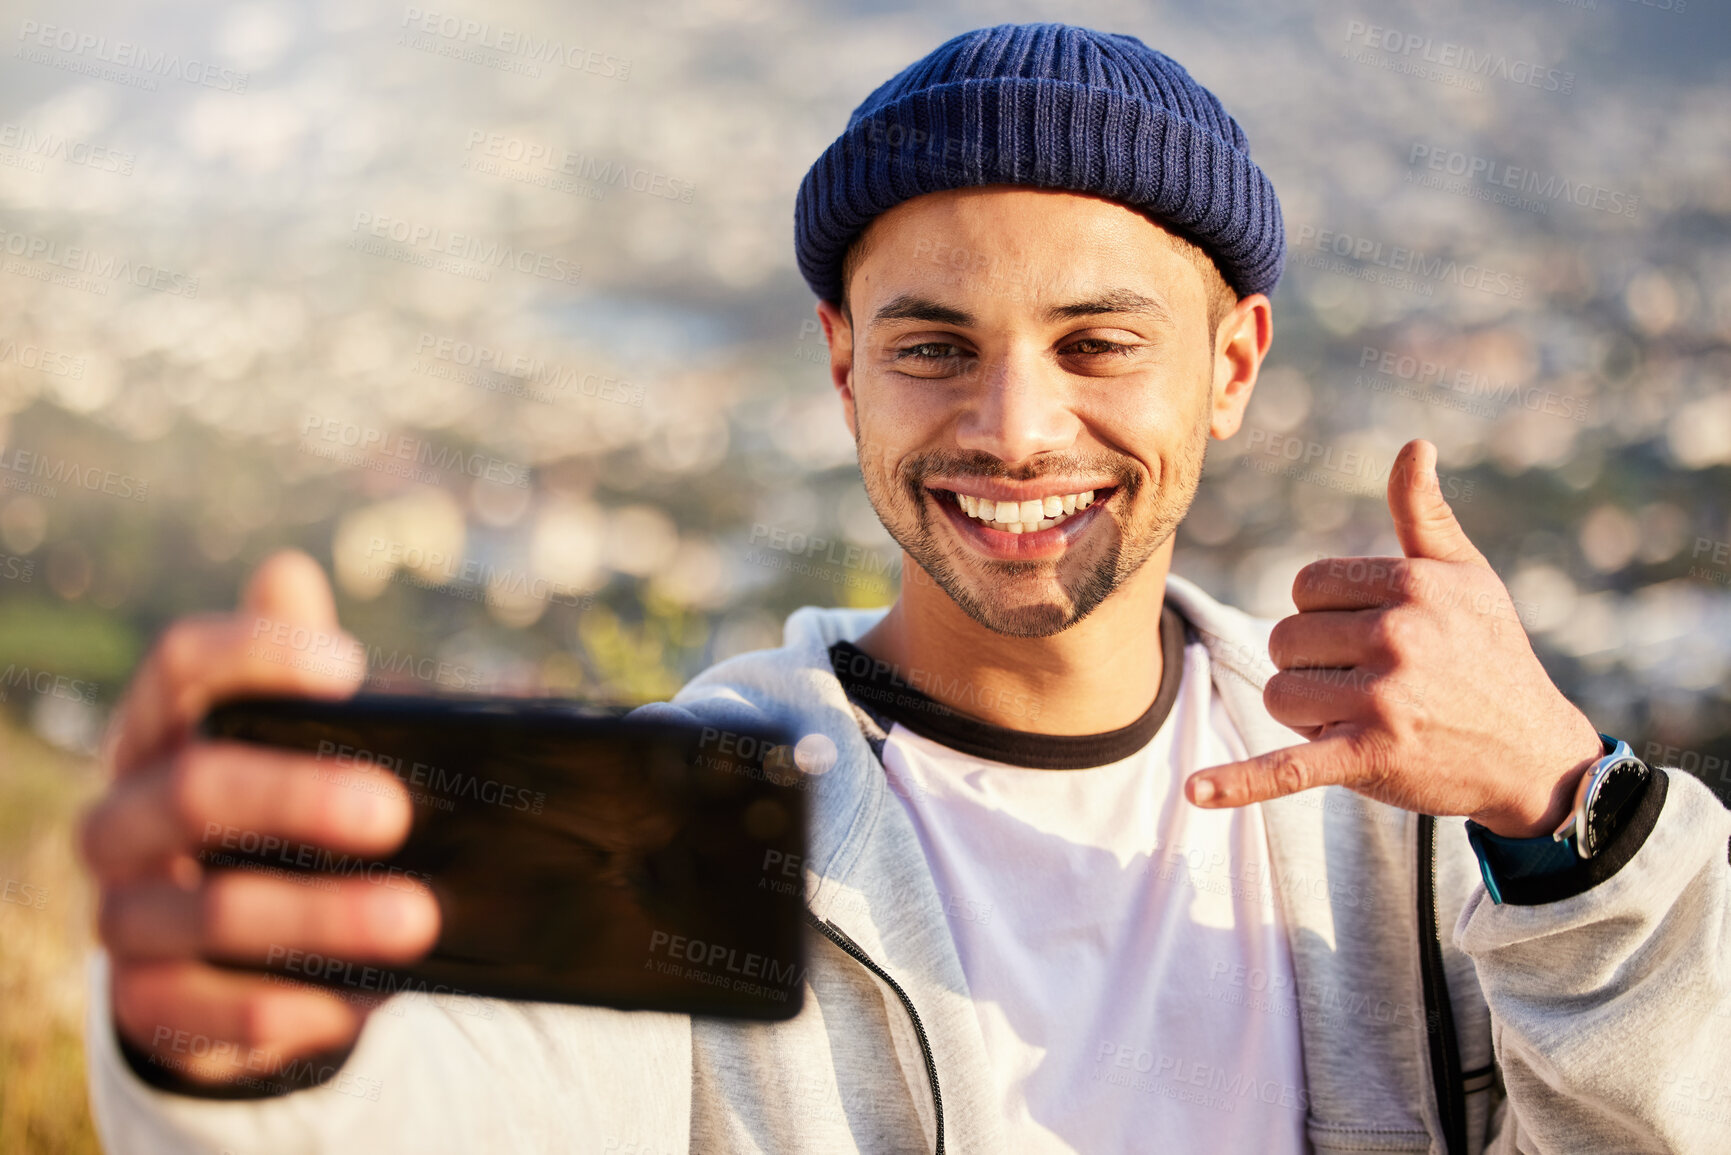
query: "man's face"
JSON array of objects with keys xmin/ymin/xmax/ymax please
[{"xmin": 822, "ymin": 187, "xmax": 1260, "ymax": 637}]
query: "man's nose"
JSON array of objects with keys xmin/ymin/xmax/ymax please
[{"xmin": 952, "ymin": 354, "xmax": 1078, "ymax": 466}]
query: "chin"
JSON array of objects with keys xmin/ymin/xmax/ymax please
[
  {"xmin": 941, "ymin": 564, "xmax": 1120, "ymax": 637},
  {"xmin": 955, "ymin": 597, "xmax": 1077, "ymax": 638}
]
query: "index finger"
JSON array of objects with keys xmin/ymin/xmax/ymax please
[
  {"xmin": 82, "ymin": 741, "xmax": 415, "ymax": 885},
  {"xmin": 1186, "ymin": 734, "xmax": 1362, "ymax": 809},
  {"xmin": 1292, "ymin": 556, "xmax": 1412, "ymax": 613},
  {"xmin": 106, "ymin": 552, "xmax": 363, "ymax": 776}
]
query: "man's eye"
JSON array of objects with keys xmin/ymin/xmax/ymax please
[
  {"xmin": 1063, "ymin": 339, "xmax": 1134, "ymax": 356},
  {"xmin": 898, "ymin": 342, "xmax": 967, "ymax": 360}
]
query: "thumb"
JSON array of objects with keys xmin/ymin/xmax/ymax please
[
  {"xmin": 103, "ymin": 553, "xmax": 354, "ymax": 776},
  {"xmin": 1387, "ymin": 440, "xmax": 1483, "ymax": 564},
  {"xmin": 239, "ymin": 549, "xmax": 365, "ymax": 688},
  {"xmin": 241, "ymin": 549, "xmax": 341, "ymax": 627}
]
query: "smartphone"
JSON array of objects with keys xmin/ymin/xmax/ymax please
[{"xmin": 198, "ymin": 694, "xmax": 808, "ymax": 1021}]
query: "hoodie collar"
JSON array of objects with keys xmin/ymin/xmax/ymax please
[{"xmin": 669, "ymin": 574, "xmax": 1294, "ymax": 914}]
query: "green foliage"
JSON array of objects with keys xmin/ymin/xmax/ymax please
[{"xmin": 0, "ymin": 600, "xmax": 141, "ymax": 686}]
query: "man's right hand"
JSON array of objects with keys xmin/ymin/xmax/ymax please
[{"xmin": 79, "ymin": 550, "xmax": 441, "ymax": 1089}]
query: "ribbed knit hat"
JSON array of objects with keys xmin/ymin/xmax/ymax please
[{"xmin": 794, "ymin": 22, "xmax": 1284, "ymax": 304}]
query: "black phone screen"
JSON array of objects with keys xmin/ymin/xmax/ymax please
[{"xmin": 198, "ymin": 695, "xmax": 809, "ymax": 1021}]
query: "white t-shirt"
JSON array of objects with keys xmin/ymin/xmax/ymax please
[{"xmin": 832, "ymin": 611, "xmax": 1309, "ymax": 1153}]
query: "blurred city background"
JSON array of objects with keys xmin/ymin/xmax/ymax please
[{"xmin": 1, "ymin": 0, "xmax": 1727, "ymax": 1148}]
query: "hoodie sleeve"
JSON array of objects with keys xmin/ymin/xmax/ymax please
[
  {"xmin": 81, "ymin": 652, "xmax": 827, "ymax": 1154},
  {"xmin": 1456, "ymin": 769, "xmax": 1731, "ymax": 1154},
  {"xmin": 84, "ymin": 955, "xmax": 693, "ymax": 1153}
]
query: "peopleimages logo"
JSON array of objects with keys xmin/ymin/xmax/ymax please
[
  {"xmin": 1342, "ymin": 20, "xmax": 1575, "ymax": 94},
  {"xmin": 1407, "ymin": 144, "xmax": 1638, "ymax": 219},
  {"xmin": 0, "ymin": 445, "xmax": 149, "ymax": 501},
  {"xmin": 298, "ymin": 416, "xmax": 531, "ymax": 488},
  {"xmin": 314, "ymin": 739, "xmax": 548, "ymax": 815},
  {"xmin": 399, "ymin": 7, "xmax": 631, "ymax": 79},
  {"xmin": 462, "ymin": 130, "xmax": 693, "ymax": 204},
  {"xmin": 1691, "ymin": 538, "xmax": 1731, "ymax": 589},
  {"xmin": 1291, "ymin": 225, "xmax": 1525, "ymax": 300},
  {"xmin": 1240, "ymin": 429, "xmax": 1478, "ymax": 504},
  {"xmin": 0, "ymin": 664, "xmax": 100, "ymax": 704},
  {"xmin": 646, "ymin": 930, "xmax": 804, "ymax": 1003},
  {"xmin": 1, "ymin": 877, "xmax": 48, "ymax": 910},
  {"xmin": 363, "ymin": 536, "xmax": 591, "ymax": 609},
  {"xmin": 349, "ymin": 211, "xmax": 582, "ymax": 285},
  {"xmin": 14, "ymin": 20, "xmax": 249, "ymax": 93},
  {"xmin": 0, "ymin": 337, "xmax": 86, "ymax": 379},
  {"xmin": 0, "ymin": 121, "xmax": 134, "ymax": 175},
  {"xmin": 0, "ymin": 222, "xmax": 199, "ymax": 297},
  {"xmin": 413, "ymin": 332, "xmax": 645, "ymax": 407},
  {"xmin": 1355, "ymin": 345, "xmax": 1590, "ymax": 423},
  {"xmin": 246, "ymin": 617, "xmax": 484, "ymax": 691}
]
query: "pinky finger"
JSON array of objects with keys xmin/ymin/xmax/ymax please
[{"xmin": 110, "ymin": 959, "xmax": 366, "ymax": 1090}]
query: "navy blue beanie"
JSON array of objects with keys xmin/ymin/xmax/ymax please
[{"xmin": 794, "ymin": 22, "xmax": 1284, "ymax": 304}]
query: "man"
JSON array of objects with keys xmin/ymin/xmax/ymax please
[{"xmin": 82, "ymin": 22, "xmax": 1730, "ymax": 1154}]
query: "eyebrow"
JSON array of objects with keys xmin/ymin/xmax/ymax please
[
  {"xmin": 870, "ymin": 294, "xmax": 975, "ymax": 328},
  {"xmin": 1043, "ymin": 288, "xmax": 1175, "ymax": 326},
  {"xmin": 867, "ymin": 288, "xmax": 1175, "ymax": 329}
]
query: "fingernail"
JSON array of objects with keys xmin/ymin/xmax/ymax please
[{"xmin": 1192, "ymin": 778, "xmax": 1216, "ymax": 804}]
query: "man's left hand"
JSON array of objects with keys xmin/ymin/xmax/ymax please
[{"xmin": 1187, "ymin": 439, "xmax": 1605, "ymax": 837}]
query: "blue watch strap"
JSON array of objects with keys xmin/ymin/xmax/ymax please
[
  {"xmin": 1464, "ymin": 734, "xmax": 1664, "ymax": 905},
  {"xmin": 1466, "ymin": 735, "xmax": 1614, "ymax": 904},
  {"xmin": 1464, "ymin": 820, "xmax": 1581, "ymax": 905}
]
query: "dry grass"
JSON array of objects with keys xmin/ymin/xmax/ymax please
[{"xmin": 0, "ymin": 717, "xmax": 103, "ymax": 1154}]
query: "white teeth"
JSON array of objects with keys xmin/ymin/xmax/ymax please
[{"xmin": 953, "ymin": 487, "xmax": 1106, "ymax": 531}]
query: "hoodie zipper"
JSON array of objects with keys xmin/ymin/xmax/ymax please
[
  {"xmin": 1417, "ymin": 815, "xmax": 1467, "ymax": 1155},
  {"xmin": 804, "ymin": 910, "xmax": 945, "ymax": 1155}
]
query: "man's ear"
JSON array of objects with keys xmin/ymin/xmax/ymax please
[
  {"xmin": 816, "ymin": 299, "xmax": 857, "ymax": 439},
  {"xmin": 1209, "ymin": 293, "xmax": 1273, "ymax": 440}
]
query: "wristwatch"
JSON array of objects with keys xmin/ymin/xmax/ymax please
[
  {"xmin": 1550, "ymin": 736, "xmax": 1653, "ymax": 859},
  {"xmin": 1464, "ymin": 735, "xmax": 1654, "ymax": 905}
]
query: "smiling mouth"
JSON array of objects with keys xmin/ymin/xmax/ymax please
[{"xmin": 931, "ymin": 486, "xmax": 1111, "ymax": 533}]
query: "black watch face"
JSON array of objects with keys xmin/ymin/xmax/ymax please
[{"xmin": 1583, "ymin": 760, "xmax": 1648, "ymax": 857}]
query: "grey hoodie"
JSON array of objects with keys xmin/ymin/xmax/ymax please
[{"xmin": 87, "ymin": 576, "xmax": 1731, "ymax": 1154}]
